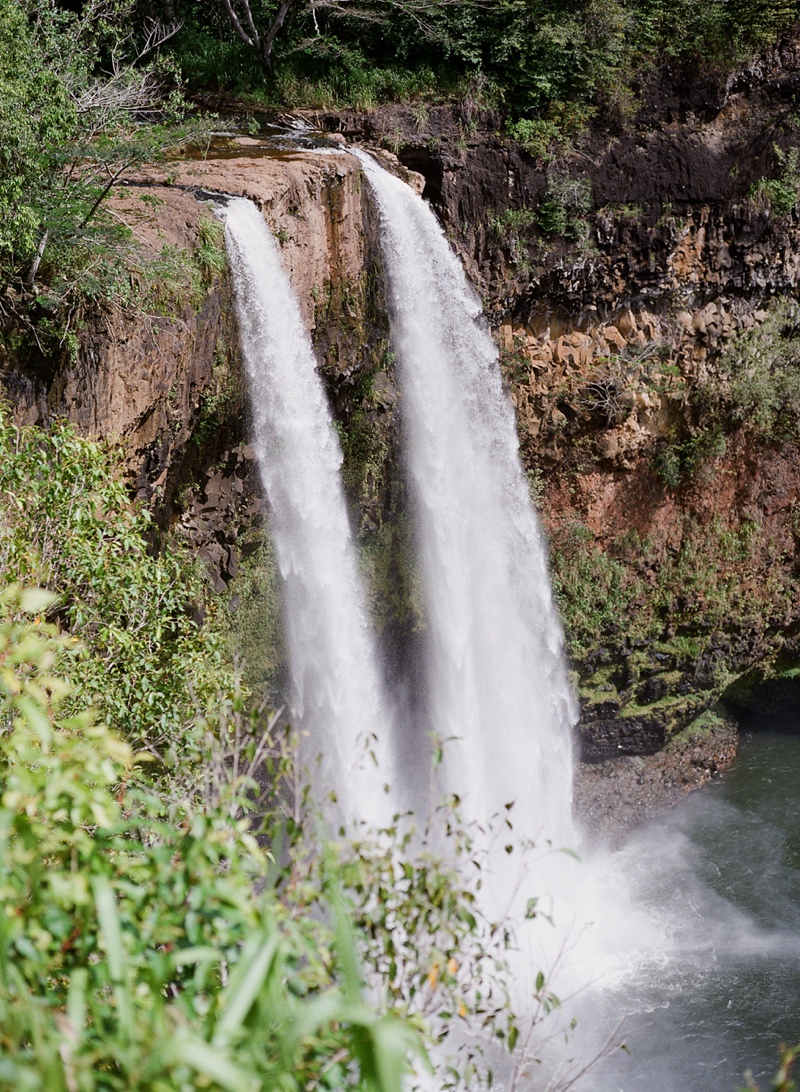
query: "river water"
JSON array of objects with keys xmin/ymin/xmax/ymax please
[{"xmin": 582, "ymin": 727, "xmax": 800, "ymax": 1091}]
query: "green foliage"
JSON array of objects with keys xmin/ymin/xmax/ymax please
[
  {"xmin": 0, "ymin": 406, "xmax": 234, "ymax": 752},
  {"xmin": 139, "ymin": 214, "xmax": 227, "ymax": 316},
  {"xmin": 0, "ymin": 580, "xmax": 552, "ymax": 1092},
  {"xmin": 487, "ymin": 172, "xmax": 592, "ymax": 256},
  {"xmin": 742, "ymin": 1044, "xmax": 800, "ymax": 1092},
  {"xmin": 166, "ymin": 0, "xmax": 798, "ymax": 119},
  {"xmin": 712, "ymin": 298, "xmax": 800, "ymax": 438},
  {"xmin": 507, "ymin": 102, "xmax": 595, "ymax": 161},
  {"xmin": 750, "ymin": 146, "xmax": 800, "ymax": 216},
  {"xmin": 549, "ymin": 522, "xmax": 638, "ymax": 653},
  {"xmin": 0, "ymin": 0, "xmax": 75, "ymax": 271},
  {"xmin": 195, "ymin": 215, "xmax": 229, "ymax": 281},
  {"xmin": 222, "ymin": 540, "xmax": 287, "ymax": 703},
  {"xmin": 653, "ymin": 426, "xmax": 727, "ymax": 488},
  {"xmin": 0, "ymin": 0, "xmax": 214, "ymax": 358},
  {"xmin": 536, "ymin": 171, "xmax": 592, "ymax": 240},
  {"xmin": 271, "ymin": 58, "xmax": 443, "ymax": 112},
  {"xmin": 0, "ymin": 595, "xmax": 421, "ymax": 1092},
  {"xmin": 0, "ymin": 410, "xmax": 548, "ymax": 1091},
  {"xmin": 489, "ymin": 207, "xmax": 539, "ymax": 239},
  {"xmin": 549, "ymin": 511, "xmax": 789, "ymax": 671},
  {"xmin": 487, "ymin": 209, "xmax": 538, "ymax": 268}
]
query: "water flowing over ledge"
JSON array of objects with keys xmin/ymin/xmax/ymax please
[
  {"xmin": 220, "ymin": 196, "xmax": 395, "ymax": 829},
  {"xmin": 353, "ymin": 148, "xmax": 577, "ymax": 866}
]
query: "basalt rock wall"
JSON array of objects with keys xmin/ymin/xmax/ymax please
[{"xmin": 315, "ymin": 30, "xmax": 800, "ymax": 760}]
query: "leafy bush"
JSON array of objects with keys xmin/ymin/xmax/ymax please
[
  {"xmin": 0, "ymin": 0, "xmax": 217, "ymax": 364},
  {"xmin": 712, "ymin": 298, "xmax": 800, "ymax": 437},
  {"xmin": 0, "ymin": 590, "xmax": 419, "ymax": 1092},
  {"xmin": 749, "ymin": 146, "xmax": 800, "ymax": 217},
  {"xmin": 536, "ymin": 171, "xmax": 592, "ymax": 240},
  {"xmin": 137, "ymin": 214, "xmax": 227, "ymax": 317},
  {"xmin": 489, "ymin": 207, "xmax": 539, "ymax": 239},
  {"xmin": 0, "ymin": 406, "xmax": 234, "ymax": 752},
  {"xmin": 653, "ymin": 426, "xmax": 727, "ymax": 488},
  {"xmin": 548, "ymin": 521, "xmax": 640, "ymax": 652},
  {"xmin": 0, "ymin": 410, "xmax": 562, "ymax": 1090},
  {"xmin": 0, "ymin": 583, "xmax": 563, "ymax": 1091},
  {"xmin": 507, "ymin": 101, "xmax": 595, "ymax": 162}
]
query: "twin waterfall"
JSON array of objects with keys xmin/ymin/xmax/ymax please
[
  {"xmin": 222, "ymin": 151, "xmax": 591, "ymax": 1003},
  {"xmin": 218, "ymin": 151, "xmax": 791, "ymax": 1092}
]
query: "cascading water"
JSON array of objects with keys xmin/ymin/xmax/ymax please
[
  {"xmin": 218, "ymin": 158, "xmax": 791, "ymax": 1090},
  {"xmin": 220, "ymin": 197, "xmax": 394, "ymax": 828},
  {"xmin": 354, "ymin": 150, "xmax": 577, "ymax": 872},
  {"xmin": 353, "ymin": 152, "xmax": 662, "ymax": 1076}
]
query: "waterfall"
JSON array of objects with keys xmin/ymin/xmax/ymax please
[
  {"xmin": 353, "ymin": 155, "xmax": 677, "ymax": 1082},
  {"xmin": 354, "ymin": 151, "xmax": 577, "ymax": 854},
  {"xmin": 220, "ymin": 197, "xmax": 393, "ymax": 829}
]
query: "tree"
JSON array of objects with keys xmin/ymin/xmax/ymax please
[
  {"xmin": 0, "ymin": 0, "xmax": 216, "ymax": 366},
  {"xmin": 0, "ymin": 0, "xmax": 187, "ymax": 295},
  {"xmin": 217, "ymin": 0, "xmax": 475, "ymax": 77}
]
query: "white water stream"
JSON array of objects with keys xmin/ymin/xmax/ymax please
[
  {"xmin": 353, "ymin": 150, "xmax": 576, "ymax": 848},
  {"xmin": 353, "ymin": 152, "xmax": 618, "ymax": 960},
  {"xmin": 220, "ymin": 197, "xmax": 393, "ymax": 828},
  {"xmin": 352, "ymin": 152, "xmax": 671, "ymax": 1081}
]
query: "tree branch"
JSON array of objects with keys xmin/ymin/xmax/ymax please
[
  {"xmin": 23, "ymin": 230, "xmax": 49, "ymax": 289},
  {"xmin": 219, "ymin": 0, "xmax": 257, "ymax": 49},
  {"xmin": 79, "ymin": 161, "xmax": 135, "ymax": 230},
  {"xmin": 262, "ymin": 0, "xmax": 297, "ymax": 70}
]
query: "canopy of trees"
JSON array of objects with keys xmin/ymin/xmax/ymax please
[{"xmin": 164, "ymin": 0, "xmax": 798, "ymax": 113}]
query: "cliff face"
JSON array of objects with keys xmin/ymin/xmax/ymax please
[
  {"xmin": 314, "ymin": 31, "xmax": 800, "ymax": 758},
  {"xmin": 4, "ymin": 35, "xmax": 800, "ymax": 772},
  {"xmin": 1, "ymin": 148, "xmax": 399, "ymax": 596}
]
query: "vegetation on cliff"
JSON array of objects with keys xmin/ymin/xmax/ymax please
[
  {"xmin": 169, "ymin": 0, "xmax": 798, "ymax": 120},
  {"xmin": 0, "ymin": 0, "xmax": 216, "ymax": 365}
]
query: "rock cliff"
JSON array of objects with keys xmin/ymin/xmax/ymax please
[
  {"xmin": 4, "ymin": 32, "xmax": 800, "ymax": 793},
  {"xmin": 314, "ymin": 29, "xmax": 800, "ymax": 764}
]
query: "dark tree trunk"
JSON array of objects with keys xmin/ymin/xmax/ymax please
[{"xmin": 261, "ymin": 0, "xmax": 295, "ymax": 73}]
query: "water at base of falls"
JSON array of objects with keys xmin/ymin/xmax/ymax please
[
  {"xmin": 220, "ymin": 196, "xmax": 394, "ymax": 829},
  {"xmin": 576, "ymin": 730, "xmax": 800, "ymax": 1091}
]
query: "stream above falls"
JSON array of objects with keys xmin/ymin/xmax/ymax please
[{"xmin": 581, "ymin": 724, "xmax": 800, "ymax": 1091}]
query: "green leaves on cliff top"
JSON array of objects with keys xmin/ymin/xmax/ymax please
[
  {"xmin": 0, "ymin": 0, "xmax": 75, "ymax": 269},
  {"xmin": 0, "ymin": 0, "xmax": 217, "ymax": 366},
  {"xmin": 170, "ymin": 0, "xmax": 798, "ymax": 122}
]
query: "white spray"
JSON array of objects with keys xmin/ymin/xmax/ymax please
[{"xmin": 220, "ymin": 197, "xmax": 393, "ymax": 829}]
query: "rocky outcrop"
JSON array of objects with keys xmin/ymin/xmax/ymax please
[{"xmin": 1, "ymin": 146, "xmax": 398, "ymax": 593}]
